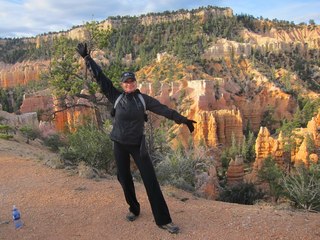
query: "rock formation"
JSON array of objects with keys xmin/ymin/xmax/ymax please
[
  {"xmin": 0, "ymin": 61, "xmax": 49, "ymax": 88},
  {"xmin": 248, "ymin": 111, "xmax": 320, "ymax": 182},
  {"xmin": 253, "ymin": 127, "xmax": 279, "ymax": 171},
  {"xmin": 203, "ymin": 39, "xmax": 252, "ymax": 60},
  {"xmin": 140, "ymin": 80, "xmax": 244, "ymax": 148},
  {"xmin": 19, "ymin": 89, "xmax": 53, "ymax": 121},
  {"xmin": 242, "ymin": 26, "xmax": 320, "ymax": 51},
  {"xmin": 139, "ymin": 8, "xmax": 233, "ymax": 26},
  {"xmin": 226, "ymin": 155, "xmax": 245, "ymax": 186},
  {"xmin": 53, "ymin": 96, "xmax": 98, "ymax": 132},
  {"xmin": 233, "ymin": 85, "xmax": 296, "ymax": 131},
  {"xmin": 195, "ymin": 166, "xmax": 220, "ymax": 200},
  {"xmin": 0, "ymin": 110, "xmax": 38, "ymax": 129},
  {"xmin": 292, "ymin": 110, "xmax": 320, "ymax": 166}
]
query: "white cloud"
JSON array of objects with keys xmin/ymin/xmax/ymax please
[{"xmin": 0, "ymin": 0, "xmax": 218, "ymax": 37}]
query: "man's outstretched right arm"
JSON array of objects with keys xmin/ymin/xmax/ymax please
[{"xmin": 76, "ymin": 43, "xmax": 120, "ymax": 103}]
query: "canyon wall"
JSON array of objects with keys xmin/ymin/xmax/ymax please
[
  {"xmin": 0, "ymin": 60, "xmax": 49, "ymax": 88},
  {"xmin": 140, "ymin": 80, "xmax": 244, "ymax": 148},
  {"xmin": 31, "ymin": 8, "xmax": 234, "ymax": 48}
]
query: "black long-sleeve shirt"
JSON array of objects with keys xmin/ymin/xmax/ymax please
[{"xmin": 85, "ymin": 56, "xmax": 187, "ymax": 145}]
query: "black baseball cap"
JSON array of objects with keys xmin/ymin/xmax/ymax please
[{"xmin": 121, "ymin": 72, "xmax": 136, "ymax": 82}]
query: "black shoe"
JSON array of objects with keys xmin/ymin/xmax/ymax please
[
  {"xmin": 126, "ymin": 212, "xmax": 138, "ymax": 222},
  {"xmin": 159, "ymin": 222, "xmax": 180, "ymax": 234}
]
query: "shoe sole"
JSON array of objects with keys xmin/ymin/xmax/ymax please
[
  {"xmin": 126, "ymin": 214, "xmax": 138, "ymax": 222},
  {"xmin": 159, "ymin": 225, "xmax": 180, "ymax": 234}
]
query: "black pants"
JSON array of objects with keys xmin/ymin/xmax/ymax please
[{"xmin": 113, "ymin": 141, "xmax": 172, "ymax": 226}]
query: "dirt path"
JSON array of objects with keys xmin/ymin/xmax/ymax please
[{"xmin": 1, "ymin": 138, "xmax": 320, "ymax": 240}]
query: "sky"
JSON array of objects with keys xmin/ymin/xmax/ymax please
[{"xmin": 0, "ymin": 0, "xmax": 319, "ymax": 38}]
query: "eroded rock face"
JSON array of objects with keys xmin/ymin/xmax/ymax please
[
  {"xmin": 226, "ymin": 155, "xmax": 245, "ymax": 186},
  {"xmin": 234, "ymin": 85, "xmax": 296, "ymax": 131},
  {"xmin": 139, "ymin": 77, "xmax": 299, "ymax": 149},
  {"xmin": 0, "ymin": 61, "xmax": 49, "ymax": 88},
  {"xmin": 53, "ymin": 96, "xmax": 98, "ymax": 132},
  {"xmin": 202, "ymin": 25, "xmax": 320, "ymax": 63},
  {"xmin": 306, "ymin": 110, "xmax": 320, "ymax": 148},
  {"xmin": 140, "ymin": 8, "xmax": 233, "ymax": 26},
  {"xmin": 248, "ymin": 111, "xmax": 320, "ymax": 182},
  {"xmin": 19, "ymin": 89, "xmax": 53, "ymax": 121},
  {"xmin": 195, "ymin": 166, "xmax": 220, "ymax": 200},
  {"xmin": 242, "ymin": 26, "xmax": 320, "ymax": 50},
  {"xmin": 140, "ymin": 80, "xmax": 244, "ymax": 148},
  {"xmin": 253, "ymin": 127, "xmax": 277, "ymax": 171},
  {"xmin": 292, "ymin": 110, "xmax": 320, "ymax": 166},
  {"xmin": 203, "ymin": 39, "xmax": 252, "ymax": 60}
]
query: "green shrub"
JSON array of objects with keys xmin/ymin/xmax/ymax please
[
  {"xmin": 19, "ymin": 125, "xmax": 40, "ymax": 143},
  {"xmin": 59, "ymin": 124, "xmax": 113, "ymax": 170},
  {"xmin": 258, "ymin": 156, "xmax": 283, "ymax": 201},
  {"xmin": 0, "ymin": 124, "xmax": 13, "ymax": 133},
  {"xmin": 282, "ymin": 164, "xmax": 320, "ymax": 212},
  {"xmin": 218, "ymin": 183, "xmax": 265, "ymax": 205},
  {"xmin": 0, "ymin": 133, "xmax": 14, "ymax": 140},
  {"xmin": 42, "ymin": 134, "xmax": 65, "ymax": 152},
  {"xmin": 155, "ymin": 146, "xmax": 206, "ymax": 191},
  {"xmin": 0, "ymin": 124, "xmax": 14, "ymax": 139}
]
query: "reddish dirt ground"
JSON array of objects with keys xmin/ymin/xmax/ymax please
[{"xmin": 1, "ymin": 138, "xmax": 320, "ymax": 240}]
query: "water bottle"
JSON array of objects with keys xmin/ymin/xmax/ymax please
[{"xmin": 12, "ymin": 205, "xmax": 23, "ymax": 229}]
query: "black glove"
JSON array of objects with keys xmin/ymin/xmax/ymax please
[
  {"xmin": 185, "ymin": 119, "xmax": 196, "ymax": 133},
  {"xmin": 76, "ymin": 43, "xmax": 89, "ymax": 58}
]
